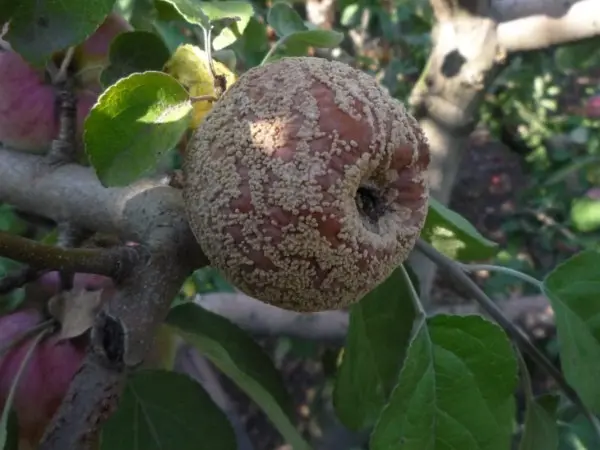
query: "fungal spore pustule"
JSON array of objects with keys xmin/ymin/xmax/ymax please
[{"xmin": 183, "ymin": 56, "xmax": 430, "ymax": 312}]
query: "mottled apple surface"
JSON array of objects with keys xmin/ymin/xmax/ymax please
[{"xmin": 184, "ymin": 56, "xmax": 430, "ymax": 312}]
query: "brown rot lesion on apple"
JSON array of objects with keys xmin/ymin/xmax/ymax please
[{"xmin": 182, "ymin": 56, "xmax": 430, "ymax": 313}]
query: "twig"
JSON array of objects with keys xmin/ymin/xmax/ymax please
[
  {"xmin": 521, "ymin": 207, "xmax": 579, "ymax": 242},
  {"xmin": 414, "ymin": 238, "xmax": 600, "ymax": 438},
  {"xmin": 55, "ymin": 223, "xmax": 93, "ymax": 292},
  {"xmin": 40, "ymin": 248, "xmax": 196, "ymax": 449},
  {"xmin": 459, "ymin": 263, "xmax": 543, "ymax": 288},
  {"xmin": 190, "ymin": 95, "xmax": 218, "ymax": 103},
  {"xmin": 0, "ymin": 230, "xmax": 141, "ymax": 279},
  {"xmin": 47, "ymin": 75, "xmax": 78, "ymax": 165},
  {"xmin": 54, "ymin": 47, "xmax": 76, "ymax": 84},
  {"xmin": 261, "ymin": 38, "xmax": 285, "ymax": 66},
  {"xmin": 0, "ymin": 266, "xmax": 47, "ymax": 295}
]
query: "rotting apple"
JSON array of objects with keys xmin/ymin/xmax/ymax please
[
  {"xmin": 183, "ymin": 56, "xmax": 430, "ymax": 312},
  {"xmin": 0, "ymin": 308, "xmax": 86, "ymax": 449}
]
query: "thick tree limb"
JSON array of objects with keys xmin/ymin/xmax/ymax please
[
  {"xmin": 194, "ymin": 289, "xmax": 554, "ymax": 344},
  {"xmin": 38, "ymin": 352, "xmax": 126, "ymax": 450},
  {"xmin": 305, "ymin": 0, "xmax": 336, "ymax": 29},
  {"xmin": 407, "ymin": 0, "xmax": 600, "ymax": 303},
  {"xmin": 0, "ymin": 147, "xmax": 205, "ymax": 255},
  {"xmin": 491, "ymin": 0, "xmax": 585, "ymax": 22},
  {"xmin": 0, "ymin": 146, "xmax": 209, "ymax": 449},
  {"xmin": 0, "ymin": 231, "xmax": 140, "ymax": 278},
  {"xmin": 498, "ymin": 0, "xmax": 600, "ymax": 53},
  {"xmin": 40, "ymin": 251, "xmax": 196, "ymax": 449},
  {"xmin": 406, "ymin": 10, "xmax": 505, "ymax": 304}
]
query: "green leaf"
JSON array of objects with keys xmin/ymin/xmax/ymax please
[
  {"xmin": 100, "ymin": 370, "xmax": 236, "ymax": 450},
  {"xmin": 267, "ymin": 2, "xmax": 307, "ymax": 37},
  {"xmin": 340, "ymin": 4, "xmax": 361, "ymax": 27},
  {"xmin": 84, "ymin": 71, "xmax": 192, "ymax": 187},
  {"xmin": 153, "ymin": 20, "xmax": 194, "ymax": 53},
  {"xmin": 100, "ymin": 31, "xmax": 171, "ymax": 87},
  {"xmin": 2, "ymin": 0, "xmax": 117, "ymax": 67},
  {"xmin": 371, "ymin": 315, "xmax": 518, "ymax": 450},
  {"xmin": 519, "ymin": 394, "xmax": 559, "ymax": 450},
  {"xmin": 333, "ymin": 265, "xmax": 417, "ymax": 430},
  {"xmin": 558, "ymin": 413, "xmax": 600, "ymax": 449},
  {"xmin": 543, "ymin": 155, "xmax": 600, "ymax": 187},
  {"xmin": 421, "ymin": 197, "xmax": 498, "ymax": 261},
  {"xmin": 162, "ymin": 0, "xmax": 254, "ymax": 50},
  {"xmin": 570, "ymin": 197, "xmax": 600, "ymax": 233},
  {"xmin": 284, "ymin": 29, "xmax": 344, "ymax": 49},
  {"xmin": 555, "ymin": 37, "xmax": 600, "ymax": 72},
  {"xmin": 165, "ymin": 303, "xmax": 312, "ymax": 450},
  {"xmin": 231, "ymin": 15, "xmax": 269, "ymax": 67},
  {"xmin": 517, "ymin": 347, "xmax": 559, "ymax": 450},
  {"xmin": 100, "ymin": 31, "xmax": 171, "ymax": 88},
  {"xmin": 0, "ymin": 2, "xmax": 18, "ymax": 24},
  {"xmin": 0, "ymin": 409, "xmax": 19, "ymax": 450},
  {"xmin": 542, "ymin": 250, "xmax": 600, "ymax": 414}
]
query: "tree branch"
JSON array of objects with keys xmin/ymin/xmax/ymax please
[
  {"xmin": 0, "ymin": 146, "xmax": 209, "ymax": 448},
  {"xmin": 38, "ymin": 352, "xmax": 126, "ymax": 450},
  {"xmin": 491, "ymin": 0, "xmax": 585, "ymax": 22},
  {"xmin": 47, "ymin": 75, "xmax": 78, "ymax": 164},
  {"xmin": 414, "ymin": 238, "xmax": 600, "ymax": 435},
  {"xmin": 498, "ymin": 0, "xmax": 600, "ymax": 53},
  {"xmin": 0, "ymin": 147, "xmax": 206, "ymax": 259},
  {"xmin": 194, "ymin": 289, "xmax": 554, "ymax": 344},
  {"xmin": 0, "ymin": 231, "xmax": 140, "ymax": 278},
  {"xmin": 40, "ymin": 249, "xmax": 196, "ymax": 449}
]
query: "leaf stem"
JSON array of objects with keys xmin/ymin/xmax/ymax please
[
  {"xmin": 54, "ymin": 47, "xmax": 76, "ymax": 84},
  {"xmin": 399, "ymin": 263, "xmax": 426, "ymax": 319},
  {"xmin": 459, "ymin": 263, "xmax": 543, "ymax": 288},
  {"xmin": 261, "ymin": 37, "xmax": 287, "ymax": 66},
  {"xmin": 415, "ymin": 238, "xmax": 600, "ymax": 439},
  {"xmin": 201, "ymin": 23, "xmax": 228, "ymax": 96}
]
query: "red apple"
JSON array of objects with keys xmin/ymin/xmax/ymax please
[
  {"xmin": 585, "ymin": 95, "xmax": 600, "ymax": 118},
  {"xmin": 0, "ymin": 51, "xmax": 58, "ymax": 152},
  {"xmin": 73, "ymin": 12, "xmax": 133, "ymax": 91},
  {"xmin": 0, "ymin": 309, "xmax": 85, "ymax": 448},
  {"xmin": 0, "ymin": 12, "xmax": 131, "ymax": 153}
]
